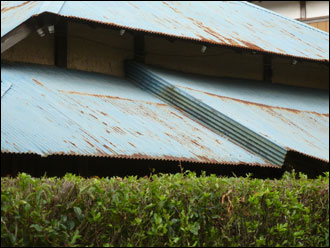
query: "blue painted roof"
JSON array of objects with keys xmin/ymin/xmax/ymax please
[
  {"xmin": 1, "ymin": 1, "xmax": 329, "ymax": 61},
  {"xmin": 146, "ymin": 65, "xmax": 329, "ymax": 162},
  {"xmin": 126, "ymin": 61, "xmax": 288, "ymax": 166},
  {"xmin": 1, "ymin": 63, "xmax": 274, "ymax": 167}
]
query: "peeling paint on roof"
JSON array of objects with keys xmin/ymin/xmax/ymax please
[
  {"xmin": 1, "ymin": 63, "xmax": 275, "ymax": 167},
  {"xmin": 1, "ymin": 1, "xmax": 329, "ymax": 61}
]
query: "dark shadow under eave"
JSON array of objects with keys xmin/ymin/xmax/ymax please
[
  {"xmin": 2, "ymin": 151, "xmax": 327, "ymax": 179},
  {"xmin": 283, "ymin": 150, "xmax": 329, "ymax": 177}
]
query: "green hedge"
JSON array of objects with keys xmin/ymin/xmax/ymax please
[{"xmin": 1, "ymin": 171, "xmax": 329, "ymax": 247}]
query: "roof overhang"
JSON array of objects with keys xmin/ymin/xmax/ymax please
[{"xmin": 1, "ymin": 1, "xmax": 329, "ymax": 62}]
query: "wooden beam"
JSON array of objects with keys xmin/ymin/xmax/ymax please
[
  {"xmin": 263, "ymin": 54, "xmax": 272, "ymax": 82},
  {"xmin": 300, "ymin": 1, "xmax": 306, "ymax": 20},
  {"xmin": 1, "ymin": 23, "xmax": 32, "ymax": 54},
  {"xmin": 134, "ymin": 33, "xmax": 145, "ymax": 63},
  {"xmin": 54, "ymin": 19, "xmax": 67, "ymax": 68},
  {"xmin": 298, "ymin": 15, "xmax": 329, "ymax": 24}
]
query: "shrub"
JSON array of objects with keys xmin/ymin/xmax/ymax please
[{"xmin": 1, "ymin": 171, "xmax": 329, "ymax": 247}]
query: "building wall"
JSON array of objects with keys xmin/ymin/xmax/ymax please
[
  {"xmin": 306, "ymin": 1, "xmax": 329, "ymax": 18},
  {"xmin": 252, "ymin": 1, "xmax": 329, "ymax": 19},
  {"xmin": 272, "ymin": 57, "xmax": 329, "ymax": 89},
  {"xmin": 309, "ymin": 21, "xmax": 329, "ymax": 33},
  {"xmin": 145, "ymin": 36, "xmax": 264, "ymax": 81},
  {"xmin": 67, "ymin": 22, "xmax": 134, "ymax": 77},
  {"xmin": 253, "ymin": 1, "xmax": 301, "ymax": 19},
  {"xmin": 1, "ymin": 31, "xmax": 54, "ymax": 66}
]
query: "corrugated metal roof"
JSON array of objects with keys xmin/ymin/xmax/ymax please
[
  {"xmin": 126, "ymin": 62, "xmax": 287, "ymax": 166},
  {"xmin": 144, "ymin": 64, "xmax": 329, "ymax": 163},
  {"xmin": 1, "ymin": 1, "xmax": 329, "ymax": 62},
  {"xmin": 1, "ymin": 62, "xmax": 275, "ymax": 167}
]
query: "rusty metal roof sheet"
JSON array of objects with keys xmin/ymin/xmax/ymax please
[
  {"xmin": 144, "ymin": 65, "xmax": 329, "ymax": 163},
  {"xmin": 1, "ymin": 62, "xmax": 275, "ymax": 167},
  {"xmin": 126, "ymin": 61, "xmax": 287, "ymax": 166},
  {"xmin": 1, "ymin": 1, "xmax": 329, "ymax": 62}
]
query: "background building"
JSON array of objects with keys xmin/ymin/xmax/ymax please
[{"xmin": 251, "ymin": 1, "xmax": 329, "ymax": 32}]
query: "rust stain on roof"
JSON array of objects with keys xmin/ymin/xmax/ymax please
[
  {"xmin": 128, "ymin": 142, "xmax": 136, "ymax": 148},
  {"xmin": 112, "ymin": 126, "xmax": 125, "ymax": 134},
  {"xmin": 89, "ymin": 113, "xmax": 98, "ymax": 119},
  {"xmin": 32, "ymin": 78, "xmax": 44, "ymax": 87},
  {"xmin": 103, "ymin": 144, "xmax": 116, "ymax": 153},
  {"xmin": 1, "ymin": 1, "xmax": 32, "ymax": 13},
  {"xmin": 191, "ymin": 153, "xmax": 221, "ymax": 164},
  {"xmin": 188, "ymin": 17, "xmax": 244, "ymax": 47},
  {"xmin": 239, "ymin": 40, "xmax": 264, "ymax": 51},
  {"xmin": 81, "ymin": 129, "xmax": 100, "ymax": 144},
  {"xmin": 59, "ymin": 90, "xmax": 167, "ymax": 106},
  {"xmin": 162, "ymin": 1, "xmax": 182, "ymax": 14},
  {"xmin": 95, "ymin": 147, "xmax": 109, "ymax": 156},
  {"xmin": 68, "ymin": 141, "xmax": 78, "ymax": 148},
  {"xmin": 191, "ymin": 139, "xmax": 207, "ymax": 150},
  {"xmin": 201, "ymin": 26, "xmax": 228, "ymax": 44},
  {"xmin": 176, "ymin": 85, "xmax": 328, "ymax": 116},
  {"xmin": 105, "ymin": 139, "xmax": 117, "ymax": 148},
  {"xmin": 84, "ymin": 139, "xmax": 95, "ymax": 148},
  {"xmin": 170, "ymin": 111, "xmax": 183, "ymax": 119},
  {"xmin": 128, "ymin": 2, "xmax": 140, "ymax": 10}
]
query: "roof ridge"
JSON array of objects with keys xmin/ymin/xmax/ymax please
[{"xmin": 241, "ymin": 1, "xmax": 329, "ymax": 36}]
